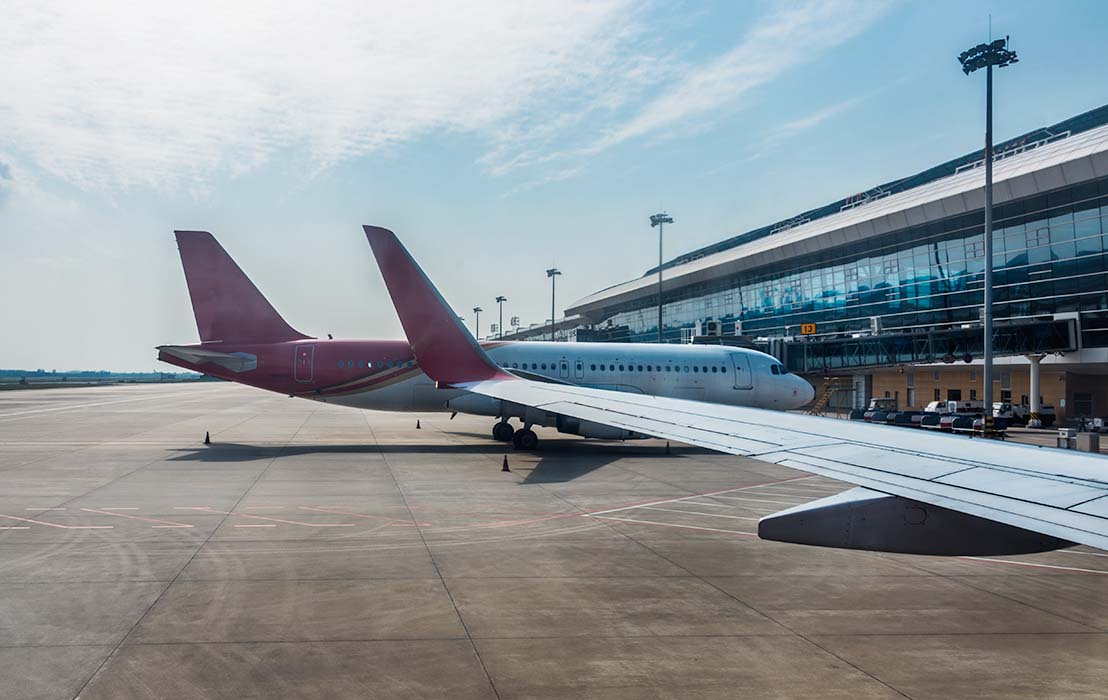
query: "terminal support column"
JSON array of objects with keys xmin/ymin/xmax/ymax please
[{"xmin": 1027, "ymin": 354, "xmax": 1042, "ymax": 428}]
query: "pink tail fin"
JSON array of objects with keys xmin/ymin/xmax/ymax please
[
  {"xmin": 175, "ymin": 231, "xmax": 309, "ymax": 344},
  {"xmin": 363, "ymin": 225, "xmax": 509, "ymax": 385}
]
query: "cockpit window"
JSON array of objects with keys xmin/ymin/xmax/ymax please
[{"xmin": 770, "ymin": 365, "xmax": 779, "ymax": 375}]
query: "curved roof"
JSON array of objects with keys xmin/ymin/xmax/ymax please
[{"xmin": 568, "ymin": 106, "xmax": 1108, "ymax": 320}]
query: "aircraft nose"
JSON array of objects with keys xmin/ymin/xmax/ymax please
[{"xmin": 793, "ymin": 377, "xmax": 815, "ymax": 409}]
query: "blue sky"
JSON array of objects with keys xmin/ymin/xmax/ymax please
[{"xmin": 2, "ymin": 0, "xmax": 1107, "ymax": 371}]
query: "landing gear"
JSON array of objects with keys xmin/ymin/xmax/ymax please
[
  {"xmin": 492, "ymin": 421, "xmax": 515, "ymax": 442},
  {"xmin": 512, "ymin": 428, "xmax": 539, "ymax": 450}
]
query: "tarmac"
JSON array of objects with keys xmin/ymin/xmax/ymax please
[{"xmin": 2, "ymin": 382, "xmax": 1108, "ymax": 699}]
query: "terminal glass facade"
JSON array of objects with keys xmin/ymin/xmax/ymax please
[{"xmin": 596, "ymin": 176, "xmax": 1108, "ymax": 346}]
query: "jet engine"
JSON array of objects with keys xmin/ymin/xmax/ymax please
[{"xmin": 758, "ymin": 487, "xmax": 1071, "ymax": 556}]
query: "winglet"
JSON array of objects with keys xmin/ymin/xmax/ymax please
[{"xmin": 364, "ymin": 225, "xmax": 513, "ymax": 386}]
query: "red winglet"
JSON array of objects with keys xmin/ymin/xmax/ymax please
[{"xmin": 364, "ymin": 226, "xmax": 513, "ymax": 386}]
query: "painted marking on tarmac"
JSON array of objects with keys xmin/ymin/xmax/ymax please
[
  {"xmin": 959, "ymin": 556, "xmax": 1108, "ymax": 575},
  {"xmin": 297, "ymin": 506, "xmax": 430, "ymax": 527},
  {"xmin": 25, "ymin": 507, "xmax": 65, "ymax": 511},
  {"xmin": 0, "ymin": 526, "xmax": 30, "ymax": 530},
  {"xmin": 0, "ymin": 514, "xmax": 112, "ymax": 529},
  {"xmin": 639, "ymin": 506, "xmax": 759, "ymax": 521},
  {"xmin": 590, "ymin": 515, "xmax": 756, "ymax": 536},
  {"xmin": 585, "ymin": 475, "xmax": 814, "ymax": 517},
  {"xmin": 702, "ymin": 495, "xmax": 801, "ymax": 506},
  {"xmin": 80, "ymin": 507, "xmax": 194, "ymax": 528},
  {"xmin": 100, "ymin": 507, "xmax": 139, "ymax": 511},
  {"xmin": 182, "ymin": 507, "xmax": 354, "ymax": 528},
  {"xmin": 233, "ymin": 524, "xmax": 277, "ymax": 528},
  {"xmin": 0, "ymin": 392, "xmax": 186, "ymax": 421}
]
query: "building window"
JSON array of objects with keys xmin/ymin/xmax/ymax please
[
  {"xmin": 970, "ymin": 389, "xmax": 977, "ymax": 400},
  {"xmin": 948, "ymin": 389, "xmax": 962, "ymax": 401},
  {"xmin": 934, "ymin": 388, "xmax": 941, "ymax": 401}
]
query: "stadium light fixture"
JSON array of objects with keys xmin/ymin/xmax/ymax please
[
  {"xmin": 958, "ymin": 35, "xmax": 1018, "ymax": 435},
  {"xmin": 495, "ymin": 296, "xmax": 508, "ymax": 339},
  {"xmin": 546, "ymin": 269, "xmax": 561, "ymax": 342},
  {"xmin": 650, "ymin": 212, "xmax": 674, "ymax": 344},
  {"xmin": 472, "ymin": 307, "xmax": 482, "ymax": 339}
]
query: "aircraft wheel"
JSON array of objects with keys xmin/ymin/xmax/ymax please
[
  {"xmin": 512, "ymin": 428, "xmax": 538, "ymax": 450},
  {"xmin": 492, "ymin": 422, "xmax": 515, "ymax": 442}
]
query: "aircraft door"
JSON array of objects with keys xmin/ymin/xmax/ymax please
[
  {"xmin": 731, "ymin": 352, "xmax": 752, "ymax": 390},
  {"xmin": 574, "ymin": 360, "xmax": 584, "ymax": 380},
  {"xmin": 560, "ymin": 358, "xmax": 570, "ymax": 379},
  {"xmin": 294, "ymin": 344, "xmax": 315, "ymax": 382}
]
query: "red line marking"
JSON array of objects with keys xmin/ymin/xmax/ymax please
[
  {"xmin": 187, "ymin": 507, "xmax": 354, "ymax": 528},
  {"xmin": 0, "ymin": 514, "xmax": 112, "ymax": 529},
  {"xmin": 591, "ymin": 515, "xmax": 758, "ymax": 537},
  {"xmin": 80, "ymin": 507, "xmax": 194, "ymax": 528},
  {"xmin": 297, "ymin": 506, "xmax": 430, "ymax": 527}
]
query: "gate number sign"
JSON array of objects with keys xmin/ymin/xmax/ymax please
[{"xmin": 800, "ymin": 323, "xmax": 817, "ymax": 335}]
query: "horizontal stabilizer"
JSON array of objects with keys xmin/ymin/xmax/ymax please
[
  {"xmin": 157, "ymin": 345, "xmax": 258, "ymax": 373},
  {"xmin": 758, "ymin": 486, "xmax": 1071, "ymax": 556}
]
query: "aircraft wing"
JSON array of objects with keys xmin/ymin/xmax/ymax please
[{"xmin": 363, "ymin": 224, "xmax": 1108, "ymax": 556}]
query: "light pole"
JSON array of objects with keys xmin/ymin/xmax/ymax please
[
  {"xmin": 650, "ymin": 213, "xmax": 674, "ymax": 343},
  {"xmin": 472, "ymin": 307, "xmax": 482, "ymax": 339},
  {"xmin": 959, "ymin": 36, "xmax": 1018, "ymax": 434},
  {"xmin": 495, "ymin": 296, "xmax": 507, "ymax": 339},
  {"xmin": 546, "ymin": 268, "xmax": 561, "ymax": 342}
]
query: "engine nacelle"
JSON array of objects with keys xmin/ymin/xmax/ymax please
[
  {"xmin": 444, "ymin": 393, "xmax": 503, "ymax": 417},
  {"xmin": 758, "ymin": 487, "xmax": 1071, "ymax": 556},
  {"xmin": 556, "ymin": 415, "xmax": 647, "ymax": 441}
]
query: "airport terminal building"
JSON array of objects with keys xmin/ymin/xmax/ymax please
[{"xmin": 557, "ymin": 104, "xmax": 1108, "ymax": 419}]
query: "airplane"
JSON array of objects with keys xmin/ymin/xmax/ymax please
[
  {"xmin": 156, "ymin": 231, "xmax": 814, "ymax": 449},
  {"xmin": 364, "ymin": 224, "xmax": 1108, "ymax": 557}
]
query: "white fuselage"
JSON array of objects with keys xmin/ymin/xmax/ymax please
[{"xmin": 322, "ymin": 342, "xmax": 814, "ymax": 414}]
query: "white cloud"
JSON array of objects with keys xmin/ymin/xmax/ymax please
[
  {"xmin": 0, "ymin": 0, "xmax": 654, "ymax": 191},
  {"xmin": 746, "ymin": 95, "xmax": 863, "ymax": 160},
  {"xmin": 0, "ymin": 0, "xmax": 891, "ymax": 194},
  {"xmin": 491, "ymin": 0, "xmax": 892, "ymax": 182}
]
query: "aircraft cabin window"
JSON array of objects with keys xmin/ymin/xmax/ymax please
[
  {"xmin": 619, "ymin": 364, "xmax": 625, "ymax": 371},
  {"xmin": 693, "ymin": 366, "xmax": 699, "ymax": 373},
  {"xmin": 665, "ymin": 366, "xmax": 671, "ymax": 372},
  {"xmin": 590, "ymin": 364, "xmax": 596, "ymax": 371},
  {"xmin": 702, "ymin": 366, "xmax": 708, "ymax": 373},
  {"xmin": 637, "ymin": 365, "xmax": 643, "ymax": 372},
  {"xmin": 711, "ymin": 366, "xmax": 717, "ymax": 373},
  {"xmin": 347, "ymin": 360, "xmax": 353, "ymax": 368},
  {"xmin": 337, "ymin": 361, "xmax": 343, "ymax": 368},
  {"xmin": 721, "ymin": 366, "xmax": 727, "ymax": 373},
  {"xmin": 683, "ymin": 366, "xmax": 689, "ymax": 373},
  {"xmin": 357, "ymin": 361, "xmax": 364, "ymax": 368}
]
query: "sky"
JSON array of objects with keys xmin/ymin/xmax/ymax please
[{"xmin": 2, "ymin": 0, "xmax": 1107, "ymax": 371}]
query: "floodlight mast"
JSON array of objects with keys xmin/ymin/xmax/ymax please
[
  {"xmin": 495, "ymin": 296, "xmax": 507, "ymax": 339},
  {"xmin": 472, "ymin": 307, "xmax": 482, "ymax": 339},
  {"xmin": 650, "ymin": 213, "xmax": 674, "ymax": 343},
  {"xmin": 546, "ymin": 268, "xmax": 561, "ymax": 342},
  {"xmin": 958, "ymin": 36, "xmax": 1018, "ymax": 435}
]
